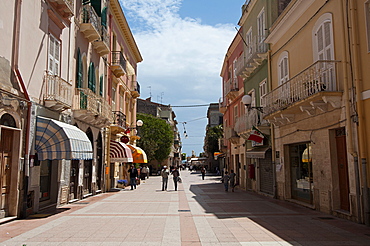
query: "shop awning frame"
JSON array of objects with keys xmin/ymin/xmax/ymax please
[
  {"xmin": 127, "ymin": 144, "xmax": 148, "ymax": 163},
  {"xmin": 110, "ymin": 140, "xmax": 133, "ymax": 162},
  {"xmin": 246, "ymin": 147, "xmax": 271, "ymax": 159},
  {"xmin": 35, "ymin": 116, "xmax": 93, "ymax": 161}
]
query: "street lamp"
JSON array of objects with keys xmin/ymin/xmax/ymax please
[{"xmin": 242, "ymin": 95, "xmax": 263, "ymax": 113}]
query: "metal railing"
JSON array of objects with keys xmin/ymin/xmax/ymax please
[
  {"xmin": 64, "ymin": 0, "xmax": 74, "ymax": 11},
  {"xmin": 44, "ymin": 73, "xmax": 72, "ymax": 107},
  {"xmin": 264, "ymin": 60, "xmax": 339, "ymax": 115},
  {"xmin": 80, "ymin": 5, "xmax": 100, "ymax": 32},
  {"xmin": 111, "ymin": 51, "xmax": 127, "ymax": 72},
  {"xmin": 133, "ymin": 81, "xmax": 140, "ymax": 94},
  {"xmin": 112, "ymin": 111, "xmax": 126, "ymax": 128},
  {"xmin": 224, "ymin": 78, "xmax": 238, "ymax": 96},
  {"xmin": 219, "ymin": 97, "xmax": 227, "ymax": 109},
  {"xmin": 74, "ymin": 88, "xmax": 112, "ymax": 120},
  {"xmin": 100, "ymin": 26, "xmax": 110, "ymax": 48}
]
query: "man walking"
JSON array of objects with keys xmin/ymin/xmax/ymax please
[
  {"xmin": 128, "ymin": 165, "xmax": 138, "ymax": 190},
  {"xmin": 171, "ymin": 166, "xmax": 180, "ymax": 191},
  {"xmin": 161, "ymin": 166, "xmax": 169, "ymax": 191}
]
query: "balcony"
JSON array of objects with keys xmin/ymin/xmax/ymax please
[
  {"xmin": 111, "ymin": 51, "xmax": 127, "ymax": 77},
  {"xmin": 79, "ymin": 5, "xmax": 100, "ymax": 42},
  {"xmin": 131, "ymin": 81, "xmax": 140, "ymax": 98},
  {"xmin": 236, "ymin": 36, "xmax": 268, "ymax": 78},
  {"xmin": 234, "ymin": 110, "xmax": 269, "ymax": 139},
  {"xmin": 93, "ymin": 26, "xmax": 110, "ymax": 56},
  {"xmin": 219, "ymin": 97, "xmax": 227, "ymax": 114},
  {"xmin": 224, "ymin": 126, "xmax": 239, "ymax": 144},
  {"xmin": 264, "ymin": 60, "xmax": 342, "ymax": 123},
  {"xmin": 73, "ymin": 88, "xmax": 112, "ymax": 128},
  {"xmin": 48, "ymin": 0, "xmax": 74, "ymax": 18},
  {"xmin": 224, "ymin": 78, "xmax": 239, "ymax": 100},
  {"xmin": 111, "ymin": 111, "xmax": 127, "ymax": 135},
  {"xmin": 43, "ymin": 73, "xmax": 72, "ymax": 111}
]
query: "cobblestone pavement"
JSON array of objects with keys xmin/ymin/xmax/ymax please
[{"xmin": 1, "ymin": 170, "xmax": 370, "ymax": 246}]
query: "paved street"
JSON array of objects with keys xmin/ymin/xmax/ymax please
[{"xmin": 1, "ymin": 170, "xmax": 370, "ymax": 246}]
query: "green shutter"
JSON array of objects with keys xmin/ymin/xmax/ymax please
[
  {"xmin": 99, "ymin": 75, "xmax": 103, "ymax": 96},
  {"xmin": 88, "ymin": 62, "xmax": 96, "ymax": 93},
  {"xmin": 76, "ymin": 49, "xmax": 83, "ymax": 88},
  {"xmin": 101, "ymin": 7, "xmax": 107, "ymax": 28},
  {"xmin": 91, "ymin": 0, "xmax": 101, "ymax": 17}
]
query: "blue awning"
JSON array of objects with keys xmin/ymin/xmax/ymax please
[{"xmin": 35, "ymin": 116, "xmax": 93, "ymax": 160}]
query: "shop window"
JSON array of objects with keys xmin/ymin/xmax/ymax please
[{"xmin": 289, "ymin": 142, "xmax": 313, "ymax": 204}]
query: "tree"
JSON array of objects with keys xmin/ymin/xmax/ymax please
[
  {"xmin": 136, "ymin": 113, "xmax": 173, "ymax": 163},
  {"xmin": 204, "ymin": 125, "xmax": 223, "ymax": 154}
]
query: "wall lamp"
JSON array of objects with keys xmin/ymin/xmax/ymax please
[{"xmin": 242, "ymin": 95, "xmax": 263, "ymax": 113}]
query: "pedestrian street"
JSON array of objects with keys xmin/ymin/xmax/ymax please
[{"xmin": 1, "ymin": 170, "xmax": 370, "ymax": 246}]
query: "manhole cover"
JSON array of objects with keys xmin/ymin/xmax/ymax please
[{"xmin": 178, "ymin": 210, "xmax": 190, "ymax": 212}]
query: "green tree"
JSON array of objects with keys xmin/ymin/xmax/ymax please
[
  {"xmin": 136, "ymin": 113, "xmax": 173, "ymax": 162},
  {"xmin": 204, "ymin": 125, "xmax": 223, "ymax": 154}
]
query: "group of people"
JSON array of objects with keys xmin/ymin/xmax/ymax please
[
  {"xmin": 160, "ymin": 166, "xmax": 180, "ymax": 191},
  {"xmin": 221, "ymin": 169, "xmax": 237, "ymax": 192},
  {"xmin": 127, "ymin": 165, "xmax": 150, "ymax": 190}
]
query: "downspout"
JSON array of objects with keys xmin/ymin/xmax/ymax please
[
  {"xmin": 12, "ymin": 0, "xmax": 31, "ymax": 219},
  {"xmin": 348, "ymin": 0, "xmax": 369, "ymax": 226},
  {"xmin": 267, "ymin": 49, "xmax": 277, "ymax": 199}
]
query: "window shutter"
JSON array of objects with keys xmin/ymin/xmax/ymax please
[
  {"xmin": 76, "ymin": 49, "xmax": 83, "ymax": 88},
  {"xmin": 101, "ymin": 6, "xmax": 107, "ymax": 28},
  {"xmin": 88, "ymin": 62, "xmax": 96, "ymax": 93},
  {"xmin": 48, "ymin": 35, "xmax": 60, "ymax": 76},
  {"xmin": 99, "ymin": 75, "xmax": 103, "ymax": 96},
  {"xmin": 91, "ymin": 0, "xmax": 101, "ymax": 17}
]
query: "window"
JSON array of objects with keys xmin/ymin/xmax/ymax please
[
  {"xmin": 233, "ymin": 59, "xmax": 238, "ymax": 89},
  {"xmin": 259, "ymin": 79, "xmax": 267, "ymax": 107},
  {"xmin": 366, "ymin": 1, "xmax": 370, "ymax": 52},
  {"xmin": 88, "ymin": 62, "xmax": 96, "ymax": 92},
  {"xmin": 246, "ymin": 28, "xmax": 253, "ymax": 58},
  {"xmin": 278, "ymin": 51, "xmax": 289, "ymax": 85},
  {"xmin": 248, "ymin": 90, "xmax": 256, "ymax": 107},
  {"xmin": 48, "ymin": 34, "xmax": 60, "ymax": 76},
  {"xmin": 313, "ymin": 13, "xmax": 334, "ymax": 61},
  {"xmin": 112, "ymin": 84, "xmax": 116, "ymax": 110},
  {"xmin": 76, "ymin": 49, "xmax": 83, "ymax": 88},
  {"xmin": 257, "ymin": 8, "xmax": 266, "ymax": 43}
]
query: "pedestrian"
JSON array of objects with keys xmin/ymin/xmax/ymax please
[
  {"xmin": 141, "ymin": 165, "xmax": 148, "ymax": 180},
  {"xmin": 201, "ymin": 166, "xmax": 206, "ymax": 180},
  {"xmin": 128, "ymin": 165, "xmax": 138, "ymax": 190},
  {"xmin": 160, "ymin": 166, "xmax": 169, "ymax": 191},
  {"xmin": 171, "ymin": 166, "xmax": 180, "ymax": 191},
  {"xmin": 216, "ymin": 167, "xmax": 220, "ymax": 175},
  {"xmin": 145, "ymin": 166, "xmax": 150, "ymax": 179},
  {"xmin": 230, "ymin": 169, "xmax": 236, "ymax": 192},
  {"xmin": 221, "ymin": 171, "xmax": 230, "ymax": 192}
]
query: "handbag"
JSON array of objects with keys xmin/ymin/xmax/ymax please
[{"xmin": 177, "ymin": 177, "xmax": 182, "ymax": 183}]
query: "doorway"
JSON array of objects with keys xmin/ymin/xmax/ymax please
[
  {"xmin": 0, "ymin": 129, "xmax": 13, "ymax": 217},
  {"xmin": 335, "ymin": 128, "xmax": 350, "ymax": 211}
]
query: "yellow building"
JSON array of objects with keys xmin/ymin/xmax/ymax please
[{"xmin": 264, "ymin": 0, "xmax": 365, "ymax": 223}]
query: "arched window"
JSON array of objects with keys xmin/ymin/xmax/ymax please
[
  {"xmin": 278, "ymin": 51, "xmax": 289, "ymax": 86},
  {"xmin": 0, "ymin": 113, "xmax": 16, "ymax": 127},
  {"xmin": 313, "ymin": 13, "xmax": 334, "ymax": 62}
]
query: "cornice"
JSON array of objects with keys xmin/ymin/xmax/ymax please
[{"xmin": 110, "ymin": 0, "xmax": 143, "ymax": 63}]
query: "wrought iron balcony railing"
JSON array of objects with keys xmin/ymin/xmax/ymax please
[
  {"xmin": 74, "ymin": 88, "xmax": 112, "ymax": 120},
  {"xmin": 112, "ymin": 111, "xmax": 126, "ymax": 128},
  {"xmin": 263, "ymin": 60, "xmax": 340, "ymax": 115}
]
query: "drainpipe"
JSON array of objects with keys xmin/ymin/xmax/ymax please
[
  {"xmin": 348, "ymin": 0, "xmax": 369, "ymax": 226},
  {"xmin": 12, "ymin": 0, "xmax": 32, "ymax": 219}
]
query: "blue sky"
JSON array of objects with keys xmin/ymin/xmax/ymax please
[{"xmin": 120, "ymin": 0, "xmax": 245, "ymax": 157}]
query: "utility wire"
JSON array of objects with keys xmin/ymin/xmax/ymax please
[{"xmin": 171, "ymin": 104, "xmax": 209, "ymax": 107}]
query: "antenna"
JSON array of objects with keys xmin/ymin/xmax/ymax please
[
  {"xmin": 160, "ymin": 92, "xmax": 164, "ymax": 104},
  {"xmin": 147, "ymin": 86, "xmax": 152, "ymax": 98}
]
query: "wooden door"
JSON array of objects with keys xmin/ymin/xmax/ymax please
[
  {"xmin": 336, "ymin": 128, "xmax": 350, "ymax": 211},
  {"xmin": 69, "ymin": 160, "xmax": 79, "ymax": 200},
  {"xmin": 0, "ymin": 129, "xmax": 13, "ymax": 215}
]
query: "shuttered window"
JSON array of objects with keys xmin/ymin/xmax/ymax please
[
  {"xmin": 76, "ymin": 49, "xmax": 83, "ymax": 88},
  {"xmin": 88, "ymin": 62, "xmax": 96, "ymax": 93},
  {"xmin": 315, "ymin": 20, "xmax": 333, "ymax": 61},
  {"xmin": 48, "ymin": 34, "xmax": 60, "ymax": 76}
]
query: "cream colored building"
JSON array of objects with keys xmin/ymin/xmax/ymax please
[{"xmin": 264, "ymin": 0, "xmax": 363, "ymax": 223}]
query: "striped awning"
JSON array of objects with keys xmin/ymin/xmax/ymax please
[
  {"xmin": 127, "ymin": 144, "xmax": 148, "ymax": 163},
  {"xmin": 110, "ymin": 140, "xmax": 133, "ymax": 162},
  {"xmin": 35, "ymin": 116, "xmax": 93, "ymax": 161}
]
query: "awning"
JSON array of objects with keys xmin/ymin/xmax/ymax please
[
  {"xmin": 127, "ymin": 144, "xmax": 148, "ymax": 163},
  {"xmin": 110, "ymin": 140, "xmax": 133, "ymax": 162},
  {"xmin": 246, "ymin": 147, "xmax": 270, "ymax": 159},
  {"xmin": 35, "ymin": 116, "xmax": 93, "ymax": 160}
]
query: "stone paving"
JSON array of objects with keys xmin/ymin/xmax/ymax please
[{"xmin": 1, "ymin": 170, "xmax": 370, "ymax": 245}]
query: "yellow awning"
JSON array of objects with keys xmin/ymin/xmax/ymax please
[{"xmin": 127, "ymin": 144, "xmax": 148, "ymax": 163}]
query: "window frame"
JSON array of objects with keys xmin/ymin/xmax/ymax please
[{"xmin": 48, "ymin": 34, "xmax": 61, "ymax": 76}]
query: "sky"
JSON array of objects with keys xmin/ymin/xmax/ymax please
[{"xmin": 119, "ymin": 0, "xmax": 246, "ymax": 157}]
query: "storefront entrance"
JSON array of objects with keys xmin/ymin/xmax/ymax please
[
  {"xmin": 335, "ymin": 128, "xmax": 349, "ymax": 211},
  {"xmin": 0, "ymin": 128, "xmax": 13, "ymax": 217},
  {"xmin": 289, "ymin": 142, "xmax": 313, "ymax": 204}
]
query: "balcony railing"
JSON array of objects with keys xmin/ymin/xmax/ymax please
[
  {"xmin": 131, "ymin": 80, "xmax": 140, "ymax": 98},
  {"xmin": 93, "ymin": 26, "xmax": 110, "ymax": 56},
  {"xmin": 44, "ymin": 73, "xmax": 72, "ymax": 110},
  {"xmin": 112, "ymin": 111, "xmax": 126, "ymax": 128},
  {"xmin": 79, "ymin": 5, "xmax": 100, "ymax": 42},
  {"xmin": 264, "ymin": 60, "xmax": 339, "ymax": 115},
  {"xmin": 111, "ymin": 51, "xmax": 127, "ymax": 76},
  {"xmin": 219, "ymin": 97, "xmax": 227, "ymax": 114},
  {"xmin": 48, "ymin": 0, "xmax": 74, "ymax": 17},
  {"xmin": 73, "ymin": 88, "xmax": 112, "ymax": 124}
]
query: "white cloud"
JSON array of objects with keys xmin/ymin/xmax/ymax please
[{"xmin": 120, "ymin": 0, "xmax": 237, "ymax": 155}]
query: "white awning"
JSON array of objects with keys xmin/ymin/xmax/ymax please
[{"xmin": 246, "ymin": 147, "xmax": 270, "ymax": 159}]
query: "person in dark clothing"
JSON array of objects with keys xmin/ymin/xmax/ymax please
[
  {"xmin": 201, "ymin": 167, "xmax": 206, "ymax": 180},
  {"xmin": 171, "ymin": 167, "xmax": 180, "ymax": 191},
  {"xmin": 128, "ymin": 165, "xmax": 138, "ymax": 190}
]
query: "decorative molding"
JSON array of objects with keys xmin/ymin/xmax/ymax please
[
  {"xmin": 280, "ymin": 114, "xmax": 295, "ymax": 122},
  {"xmin": 299, "ymin": 106, "xmax": 315, "ymax": 116},
  {"xmin": 310, "ymin": 101, "xmax": 328, "ymax": 112},
  {"xmin": 322, "ymin": 96, "xmax": 342, "ymax": 108}
]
